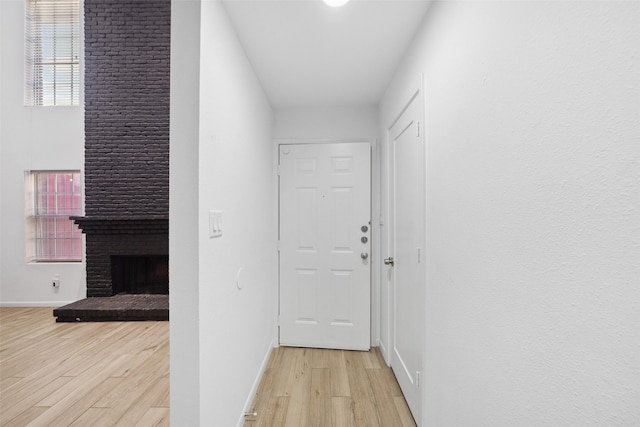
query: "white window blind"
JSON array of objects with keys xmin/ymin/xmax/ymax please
[{"xmin": 25, "ymin": 0, "xmax": 80, "ymax": 106}]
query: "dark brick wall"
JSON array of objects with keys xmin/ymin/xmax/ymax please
[
  {"xmin": 79, "ymin": 0, "xmax": 170, "ymax": 297},
  {"xmin": 84, "ymin": 0, "xmax": 170, "ymax": 218}
]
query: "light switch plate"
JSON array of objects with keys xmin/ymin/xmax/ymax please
[{"xmin": 209, "ymin": 211, "xmax": 223, "ymax": 238}]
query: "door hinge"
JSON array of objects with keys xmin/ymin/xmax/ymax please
[
  {"xmin": 277, "ymin": 165, "xmax": 281, "ymax": 176},
  {"xmin": 416, "ymin": 371, "xmax": 421, "ymax": 389},
  {"xmin": 417, "ymin": 121, "xmax": 421, "ymax": 137}
]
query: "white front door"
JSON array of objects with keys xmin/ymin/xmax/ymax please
[
  {"xmin": 388, "ymin": 90, "xmax": 425, "ymax": 423},
  {"xmin": 279, "ymin": 142, "xmax": 371, "ymax": 350}
]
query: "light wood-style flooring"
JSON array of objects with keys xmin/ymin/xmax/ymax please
[
  {"xmin": 0, "ymin": 307, "xmax": 169, "ymax": 426},
  {"xmin": 1, "ymin": 307, "xmax": 416, "ymax": 427},
  {"xmin": 244, "ymin": 346, "xmax": 417, "ymax": 427}
]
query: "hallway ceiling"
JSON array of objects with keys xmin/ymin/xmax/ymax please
[{"xmin": 221, "ymin": 0, "xmax": 432, "ymax": 108}]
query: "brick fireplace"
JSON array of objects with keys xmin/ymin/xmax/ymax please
[{"xmin": 73, "ymin": 0, "xmax": 171, "ymax": 298}]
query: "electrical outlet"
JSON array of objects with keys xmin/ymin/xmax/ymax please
[{"xmin": 52, "ymin": 276, "xmax": 60, "ymax": 288}]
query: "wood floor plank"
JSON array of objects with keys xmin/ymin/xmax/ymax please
[
  {"xmin": 248, "ymin": 367, "xmax": 275, "ymax": 417},
  {"xmin": 311, "ymin": 348, "xmax": 331, "ymax": 369},
  {"xmin": 0, "ymin": 376, "xmax": 23, "ymax": 393},
  {"xmin": 0, "ymin": 376, "xmax": 74, "ymax": 424},
  {"xmin": 93, "ymin": 348, "xmax": 168, "ymax": 417},
  {"xmin": 344, "ymin": 351, "xmax": 381, "ymax": 427},
  {"xmin": 283, "ymin": 348, "xmax": 312, "ymax": 427},
  {"xmin": 61, "ymin": 324, "xmax": 139, "ymax": 377},
  {"xmin": 328, "ymin": 350, "xmax": 351, "ymax": 397},
  {"xmin": 362, "ymin": 348, "xmax": 381, "ymax": 369},
  {"xmin": 332, "ymin": 396, "xmax": 355, "ymax": 427},
  {"xmin": 151, "ymin": 374, "xmax": 170, "ymax": 408},
  {"xmin": 372, "ymin": 347, "xmax": 389, "ymax": 368},
  {"xmin": 133, "ymin": 407, "xmax": 170, "ymax": 427},
  {"xmin": 394, "ymin": 396, "xmax": 417, "ymax": 426},
  {"xmin": 366, "ymin": 368, "xmax": 404, "ymax": 426},
  {"xmin": 113, "ymin": 376, "xmax": 170, "ymax": 426},
  {"xmin": 68, "ymin": 408, "xmax": 111, "ymax": 427},
  {"xmin": 271, "ymin": 347, "xmax": 297, "ymax": 397},
  {"xmin": 114, "ymin": 376, "xmax": 170, "ymax": 426},
  {"xmin": 35, "ymin": 370, "xmax": 124, "ymax": 408},
  {"xmin": 2, "ymin": 325, "xmax": 132, "ymax": 403},
  {"xmin": 385, "ymin": 366, "xmax": 405, "ymax": 397},
  {"xmin": 257, "ymin": 396, "xmax": 289, "ymax": 427},
  {"xmin": 0, "ymin": 309, "xmax": 51, "ymax": 346},
  {"xmin": 26, "ymin": 354, "xmax": 135, "ymax": 427},
  {"xmin": 2, "ymin": 405, "xmax": 49, "ymax": 427},
  {"xmin": 309, "ymin": 368, "xmax": 331, "ymax": 426},
  {"xmin": 0, "ymin": 327, "xmax": 80, "ymax": 378},
  {"xmin": 266, "ymin": 346, "xmax": 284, "ymax": 370}
]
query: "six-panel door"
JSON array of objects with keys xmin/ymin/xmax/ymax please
[{"xmin": 279, "ymin": 142, "xmax": 371, "ymax": 350}]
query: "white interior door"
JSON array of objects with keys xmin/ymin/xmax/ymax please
[
  {"xmin": 279, "ymin": 142, "xmax": 371, "ymax": 351},
  {"xmin": 388, "ymin": 90, "xmax": 425, "ymax": 423}
]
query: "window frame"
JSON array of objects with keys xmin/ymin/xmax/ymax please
[{"xmin": 26, "ymin": 170, "xmax": 84, "ymax": 263}]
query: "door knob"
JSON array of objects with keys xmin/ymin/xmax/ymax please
[
  {"xmin": 361, "ymin": 252, "xmax": 369, "ymax": 260},
  {"xmin": 384, "ymin": 257, "xmax": 394, "ymax": 266}
]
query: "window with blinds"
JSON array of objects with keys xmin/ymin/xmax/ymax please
[
  {"xmin": 25, "ymin": 0, "xmax": 81, "ymax": 106},
  {"xmin": 26, "ymin": 171, "xmax": 83, "ymax": 262}
]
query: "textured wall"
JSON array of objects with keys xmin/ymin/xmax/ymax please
[
  {"xmin": 380, "ymin": 1, "xmax": 640, "ymax": 425},
  {"xmin": 84, "ymin": 0, "xmax": 170, "ymax": 218}
]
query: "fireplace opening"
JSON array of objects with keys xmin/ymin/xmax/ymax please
[{"xmin": 111, "ymin": 255, "xmax": 169, "ymax": 295}]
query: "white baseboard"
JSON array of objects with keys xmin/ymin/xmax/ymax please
[
  {"xmin": 379, "ymin": 339, "xmax": 391, "ymax": 366},
  {"xmin": 0, "ymin": 301, "xmax": 74, "ymax": 308},
  {"xmin": 236, "ymin": 339, "xmax": 276, "ymax": 427}
]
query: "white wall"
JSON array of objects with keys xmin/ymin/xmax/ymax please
[
  {"xmin": 169, "ymin": 0, "xmax": 202, "ymax": 425},
  {"xmin": 199, "ymin": 1, "xmax": 277, "ymax": 425},
  {"xmin": 0, "ymin": 0, "xmax": 3, "ymax": 289},
  {"xmin": 0, "ymin": 0, "xmax": 86, "ymax": 306},
  {"xmin": 274, "ymin": 106, "xmax": 378, "ymax": 141},
  {"xmin": 274, "ymin": 106, "xmax": 382, "ymax": 346},
  {"xmin": 381, "ymin": 1, "xmax": 640, "ymax": 425}
]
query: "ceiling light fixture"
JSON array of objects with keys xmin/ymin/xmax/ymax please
[{"xmin": 323, "ymin": 0, "xmax": 350, "ymax": 7}]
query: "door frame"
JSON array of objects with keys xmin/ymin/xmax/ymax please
[
  {"xmin": 380, "ymin": 76, "xmax": 427, "ymax": 424},
  {"xmin": 273, "ymin": 138, "xmax": 381, "ymax": 349}
]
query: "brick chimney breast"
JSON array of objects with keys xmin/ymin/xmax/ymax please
[{"xmin": 75, "ymin": 0, "xmax": 171, "ymax": 297}]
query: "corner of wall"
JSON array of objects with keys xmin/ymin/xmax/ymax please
[{"xmin": 169, "ymin": 0, "xmax": 202, "ymax": 425}]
